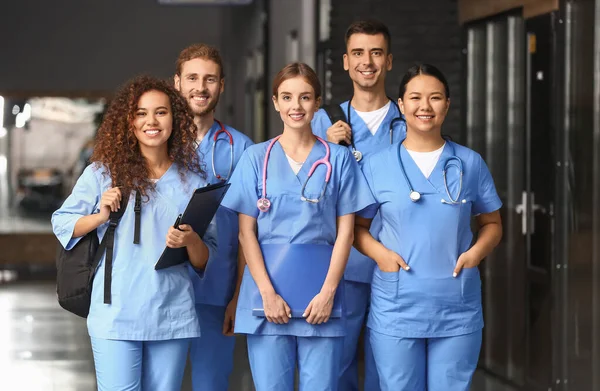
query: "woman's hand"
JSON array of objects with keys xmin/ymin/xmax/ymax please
[
  {"xmin": 222, "ymin": 296, "xmax": 238, "ymax": 336},
  {"xmin": 98, "ymin": 187, "xmax": 122, "ymax": 222},
  {"xmin": 453, "ymin": 250, "xmax": 480, "ymax": 277},
  {"xmin": 452, "ymin": 210, "xmax": 503, "ymax": 277},
  {"xmin": 377, "ymin": 249, "xmax": 410, "ymax": 273},
  {"xmin": 165, "ymin": 224, "xmax": 200, "ymax": 248},
  {"xmin": 261, "ymin": 291, "xmax": 291, "ymax": 324},
  {"xmin": 303, "ymin": 289, "xmax": 335, "ymax": 324}
]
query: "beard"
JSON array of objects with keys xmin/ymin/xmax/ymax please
[{"xmin": 189, "ymin": 93, "xmax": 220, "ymax": 117}]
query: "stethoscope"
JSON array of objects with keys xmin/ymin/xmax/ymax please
[
  {"xmin": 345, "ymin": 97, "xmax": 405, "ymax": 162},
  {"xmin": 197, "ymin": 119, "xmax": 234, "ymax": 182},
  {"xmin": 257, "ymin": 135, "xmax": 332, "ymax": 213},
  {"xmin": 397, "ymin": 141, "xmax": 465, "ymax": 204}
]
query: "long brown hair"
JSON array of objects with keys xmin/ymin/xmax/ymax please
[{"xmin": 91, "ymin": 75, "xmax": 203, "ymax": 198}]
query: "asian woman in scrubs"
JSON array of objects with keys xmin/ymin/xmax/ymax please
[
  {"xmin": 52, "ymin": 76, "xmax": 216, "ymax": 391},
  {"xmin": 354, "ymin": 63, "xmax": 503, "ymax": 391},
  {"xmin": 221, "ymin": 63, "xmax": 374, "ymax": 391}
]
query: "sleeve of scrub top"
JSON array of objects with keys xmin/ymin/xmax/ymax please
[
  {"xmin": 221, "ymin": 150, "xmax": 260, "ymax": 218},
  {"xmin": 472, "ymin": 155, "xmax": 503, "ymax": 215},
  {"xmin": 310, "ymin": 109, "xmax": 332, "ymax": 140},
  {"xmin": 51, "ymin": 164, "xmax": 102, "ymax": 250},
  {"xmin": 195, "ymin": 216, "xmax": 219, "ymax": 274},
  {"xmin": 336, "ymin": 149, "xmax": 376, "ymax": 216},
  {"xmin": 356, "ymin": 156, "xmax": 380, "ymax": 219},
  {"xmin": 242, "ymin": 134, "xmax": 255, "ymax": 149}
]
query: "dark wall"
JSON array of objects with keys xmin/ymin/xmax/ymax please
[
  {"xmin": 0, "ymin": 0, "xmax": 226, "ymax": 96},
  {"xmin": 218, "ymin": 1, "xmax": 266, "ymax": 134},
  {"xmin": 327, "ymin": 0, "xmax": 463, "ymax": 140}
]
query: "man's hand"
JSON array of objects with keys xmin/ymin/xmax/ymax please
[{"xmin": 326, "ymin": 120, "xmax": 352, "ymax": 145}]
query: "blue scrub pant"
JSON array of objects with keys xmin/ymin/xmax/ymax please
[
  {"xmin": 369, "ymin": 329, "xmax": 482, "ymax": 391},
  {"xmin": 90, "ymin": 337, "xmax": 190, "ymax": 391},
  {"xmin": 247, "ymin": 334, "xmax": 343, "ymax": 391},
  {"xmin": 190, "ymin": 304, "xmax": 236, "ymax": 391},
  {"xmin": 340, "ymin": 280, "xmax": 380, "ymax": 391}
]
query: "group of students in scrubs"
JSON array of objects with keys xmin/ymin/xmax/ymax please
[{"xmin": 52, "ymin": 18, "xmax": 502, "ymax": 391}]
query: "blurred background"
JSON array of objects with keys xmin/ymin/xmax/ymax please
[{"xmin": 0, "ymin": 0, "xmax": 599, "ymax": 390}]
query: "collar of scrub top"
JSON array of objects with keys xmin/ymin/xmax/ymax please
[
  {"xmin": 256, "ymin": 135, "xmax": 332, "ymax": 213},
  {"xmin": 210, "ymin": 119, "xmax": 234, "ymax": 181},
  {"xmin": 397, "ymin": 140, "xmax": 465, "ymax": 204},
  {"xmin": 345, "ymin": 96, "xmax": 405, "ymax": 162}
]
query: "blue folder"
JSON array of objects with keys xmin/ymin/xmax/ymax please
[{"xmin": 251, "ymin": 244, "xmax": 344, "ymax": 318}]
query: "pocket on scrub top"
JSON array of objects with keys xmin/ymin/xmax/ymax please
[
  {"xmin": 372, "ymin": 268, "xmax": 399, "ymax": 299},
  {"xmin": 460, "ymin": 266, "xmax": 482, "ymax": 306},
  {"xmin": 460, "ymin": 198, "xmax": 473, "ymax": 219}
]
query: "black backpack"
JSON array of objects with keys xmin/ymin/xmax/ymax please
[
  {"xmin": 322, "ymin": 103, "xmax": 350, "ymax": 147},
  {"xmin": 56, "ymin": 192, "xmax": 141, "ymax": 318}
]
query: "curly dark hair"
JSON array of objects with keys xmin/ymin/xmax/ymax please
[{"xmin": 91, "ymin": 75, "xmax": 203, "ymax": 199}]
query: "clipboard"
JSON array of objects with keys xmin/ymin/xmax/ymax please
[
  {"xmin": 155, "ymin": 182, "xmax": 230, "ymax": 270},
  {"xmin": 251, "ymin": 244, "xmax": 344, "ymax": 318}
]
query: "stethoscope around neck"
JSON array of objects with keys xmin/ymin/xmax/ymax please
[
  {"xmin": 397, "ymin": 141, "xmax": 465, "ymax": 205},
  {"xmin": 196, "ymin": 119, "xmax": 234, "ymax": 182},
  {"xmin": 345, "ymin": 96, "xmax": 405, "ymax": 162},
  {"xmin": 256, "ymin": 135, "xmax": 332, "ymax": 213}
]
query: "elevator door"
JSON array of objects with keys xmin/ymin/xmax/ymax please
[
  {"xmin": 521, "ymin": 12, "xmax": 556, "ymax": 391},
  {"xmin": 466, "ymin": 11, "xmax": 559, "ymax": 391}
]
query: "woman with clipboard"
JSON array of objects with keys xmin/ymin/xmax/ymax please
[
  {"xmin": 52, "ymin": 76, "xmax": 217, "ymax": 391},
  {"xmin": 221, "ymin": 63, "xmax": 375, "ymax": 391}
]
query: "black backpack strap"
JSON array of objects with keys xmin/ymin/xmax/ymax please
[
  {"xmin": 90, "ymin": 192, "xmax": 130, "ymax": 305},
  {"xmin": 133, "ymin": 191, "xmax": 141, "ymax": 244},
  {"xmin": 322, "ymin": 103, "xmax": 347, "ymax": 125},
  {"xmin": 322, "ymin": 103, "xmax": 350, "ymax": 147},
  {"xmin": 102, "ymin": 218, "xmax": 118, "ymax": 304}
]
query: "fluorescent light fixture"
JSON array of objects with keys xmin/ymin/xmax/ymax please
[
  {"xmin": 23, "ymin": 103, "xmax": 31, "ymax": 121},
  {"xmin": 158, "ymin": 0, "xmax": 252, "ymax": 4},
  {"xmin": 0, "ymin": 96, "xmax": 4, "ymax": 130},
  {"xmin": 15, "ymin": 113, "xmax": 25, "ymax": 128}
]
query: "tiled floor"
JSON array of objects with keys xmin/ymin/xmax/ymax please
[{"xmin": 1, "ymin": 280, "xmax": 517, "ymax": 391}]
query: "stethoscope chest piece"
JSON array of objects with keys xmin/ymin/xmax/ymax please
[
  {"xmin": 257, "ymin": 198, "xmax": 271, "ymax": 213},
  {"xmin": 352, "ymin": 149, "xmax": 363, "ymax": 162},
  {"xmin": 409, "ymin": 191, "xmax": 421, "ymax": 202}
]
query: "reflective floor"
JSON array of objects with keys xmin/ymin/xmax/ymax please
[{"xmin": 0, "ymin": 278, "xmax": 516, "ymax": 391}]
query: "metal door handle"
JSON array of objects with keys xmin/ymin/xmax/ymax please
[
  {"xmin": 515, "ymin": 191, "xmax": 528, "ymax": 235},
  {"xmin": 516, "ymin": 191, "xmax": 546, "ymax": 235}
]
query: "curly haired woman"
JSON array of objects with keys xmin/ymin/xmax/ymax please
[{"xmin": 52, "ymin": 75, "xmax": 217, "ymax": 391}]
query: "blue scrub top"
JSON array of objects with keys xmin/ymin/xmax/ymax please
[
  {"xmin": 188, "ymin": 120, "xmax": 254, "ymax": 307},
  {"xmin": 222, "ymin": 138, "xmax": 375, "ymax": 337},
  {"xmin": 312, "ymin": 101, "xmax": 406, "ymax": 283},
  {"xmin": 52, "ymin": 163, "xmax": 217, "ymax": 341},
  {"xmin": 359, "ymin": 141, "xmax": 502, "ymax": 338}
]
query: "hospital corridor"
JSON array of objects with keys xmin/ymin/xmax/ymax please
[{"xmin": 1, "ymin": 0, "xmax": 600, "ymax": 390}]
